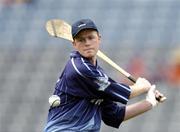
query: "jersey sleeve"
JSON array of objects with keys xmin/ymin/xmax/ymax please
[
  {"xmin": 69, "ymin": 57, "xmax": 131, "ymax": 104},
  {"xmin": 101, "ymin": 100, "xmax": 125, "ymax": 128}
]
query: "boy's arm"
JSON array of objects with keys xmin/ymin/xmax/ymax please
[
  {"xmin": 100, "ymin": 85, "xmax": 165, "ymax": 128},
  {"xmin": 123, "ymin": 100, "xmax": 152, "ymax": 121},
  {"xmin": 124, "ymin": 85, "xmax": 164, "ymax": 121},
  {"xmin": 129, "ymin": 77, "xmax": 151, "ymax": 98},
  {"xmin": 71, "ymin": 57, "xmax": 131, "ymax": 104}
]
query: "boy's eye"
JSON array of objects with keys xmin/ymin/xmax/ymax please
[
  {"xmin": 88, "ymin": 36, "xmax": 93, "ymax": 40},
  {"xmin": 88, "ymin": 35, "xmax": 96, "ymax": 40},
  {"xmin": 78, "ymin": 38, "xmax": 84, "ymax": 42}
]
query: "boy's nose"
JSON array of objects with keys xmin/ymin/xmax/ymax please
[{"xmin": 84, "ymin": 39, "xmax": 91, "ymax": 45}]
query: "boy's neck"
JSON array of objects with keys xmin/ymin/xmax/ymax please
[{"xmin": 88, "ymin": 56, "xmax": 97, "ymax": 66}]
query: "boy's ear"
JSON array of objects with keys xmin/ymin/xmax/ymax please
[
  {"xmin": 99, "ymin": 34, "xmax": 101, "ymax": 40},
  {"xmin": 98, "ymin": 34, "xmax": 101, "ymax": 42},
  {"xmin": 98, "ymin": 33, "xmax": 101, "ymax": 40}
]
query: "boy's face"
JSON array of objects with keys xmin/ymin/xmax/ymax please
[{"xmin": 72, "ymin": 29, "xmax": 101, "ymax": 59}]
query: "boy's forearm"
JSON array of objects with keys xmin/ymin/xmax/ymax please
[
  {"xmin": 123, "ymin": 100, "xmax": 152, "ymax": 121},
  {"xmin": 129, "ymin": 85, "xmax": 147, "ymax": 98}
]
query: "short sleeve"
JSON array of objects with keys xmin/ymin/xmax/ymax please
[{"xmin": 101, "ymin": 100, "xmax": 126, "ymax": 128}]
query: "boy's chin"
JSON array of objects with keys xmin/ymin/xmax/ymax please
[
  {"xmin": 82, "ymin": 51, "xmax": 95, "ymax": 57},
  {"xmin": 83, "ymin": 53, "xmax": 95, "ymax": 58}
]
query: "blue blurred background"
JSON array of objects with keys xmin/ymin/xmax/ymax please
[{"xmin": 0, "ymin": 0, "xmax": 180, "ymax": 132}]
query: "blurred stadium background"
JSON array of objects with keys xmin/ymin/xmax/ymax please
[{"xmin": 0, "ymin": 0, "xmax": 180, "ymax": 132}]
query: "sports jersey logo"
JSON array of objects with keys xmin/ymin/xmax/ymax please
[
  {"xmin": 95, "ymin": 76, "xmax": 110, "ymax": 91},
  {"xmin": 90, "ymin": 99, "xmax": 104, "ymax": 105}
]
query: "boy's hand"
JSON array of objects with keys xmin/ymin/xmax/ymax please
[
  {"xmin": 134, "ymin": 77, "xmax": 151, "ymax": 93},
  {"xmin": 146, "ymin": 85, "xmax": 166, "ymax": 107}
]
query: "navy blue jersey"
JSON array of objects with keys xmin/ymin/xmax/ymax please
[{"xmin": 44, "ymin": 51, "xmax": 131, "ymax": 132}]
